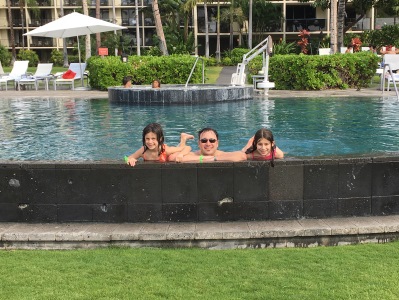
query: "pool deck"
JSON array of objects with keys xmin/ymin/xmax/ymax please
[
  {"xmin": 1, "ymin": 216, "xmax": 399, "ymax": 249},
  {"xmin": 2, "ymin": 72, "xmax": 399, "ymax": 249}
]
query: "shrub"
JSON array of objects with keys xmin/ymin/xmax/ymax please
[
  {"xmin": 17, "ymin": 49, "xmax": 39, "ymax": 67},
  {"xmin": 50, "ymin": 49, "xmax": 64, "ymax": 66},
  {"xmin": 0, "ymin": 45, "xmax": 11, "ymax": 67},
  {"xmin": 248, "ymin": 52, "xmax": 379, "ymax": 90},
  {"xmin": 86, "ymin": 55, "xmax": 205, "ymax": 91}
]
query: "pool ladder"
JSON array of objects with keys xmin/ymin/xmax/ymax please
[{"xmin": 185, "ymin": 56, "xmax": 205, "ymax": 88}]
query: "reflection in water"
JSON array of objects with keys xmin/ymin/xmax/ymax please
[{"xmin": 1, "ymin": 97, "xmax": 399, "ymax": 161}]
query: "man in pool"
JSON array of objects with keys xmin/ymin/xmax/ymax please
[{"xmin": 176, "ymin": 127, "xmax": 247, "ymax": 163}]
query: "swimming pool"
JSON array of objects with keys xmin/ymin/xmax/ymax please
[{"xmin": 1, "ymin": 96, "xmax": 399, "ymax": 161}]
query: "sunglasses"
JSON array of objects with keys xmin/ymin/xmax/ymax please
[{"xmin": 200, "ymin": 138, "xmax": 217, "ymax": 144}]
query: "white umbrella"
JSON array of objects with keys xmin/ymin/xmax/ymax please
[{"xmin": 24, "ymin": 12, "xmax": 126, "ymax": 87}]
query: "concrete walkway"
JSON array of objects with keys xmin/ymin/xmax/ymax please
[
  {"xmin": 1, "ymin": 215, "xmax": 399, "ymax": 249},
  {"xmin": 1, "ymin": 69, "xmax": 399, "ymax": 250}
]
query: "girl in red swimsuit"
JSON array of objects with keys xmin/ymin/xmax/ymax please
[
  {"xmin": 126, "ymin": 123, "xmax": 194, "ymax": 167},
  {"xmin": 242, "ymin": 128, "xmax": 284, "ymax": 166}
]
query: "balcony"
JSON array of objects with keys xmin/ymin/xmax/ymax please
[
  {"xmin": 64, "ymin": 0, "xmax": 82, "ymax": 6},
  {"xmin": 287, "ymin": 19, "xmax": 326, "ymax": 32},
  {"xmin": 89, "ymin": 0, "xmax": 109, "ymax": 5},
  {"xmin": 31, "ymin": 39, "xmax": 53, "ymax": 47},
  {"xmin": 121, "ymin": 0, "xmax": 135, "ymax": 5}
]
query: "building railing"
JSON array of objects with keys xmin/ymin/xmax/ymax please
[{"xmin": 286, "ymin": 18, "xmax": 326, "ymax": 32}]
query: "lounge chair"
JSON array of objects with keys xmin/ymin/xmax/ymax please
[
  {"xmin": 53, "ymin": 63, "xmax": 87, "ymax": 90},
  {"xmin": 0, "ymin": 61, "xmax": 29, "ymax": 90},
  {"xmin": 318, "ymin": 48, "xmax": 331, "ymax": 55},
  {"xmin": 0, "ymin": 61, "xmax": 6, "ymax": 77},
  {"xmin": 16, "ymin": 63, "xmax": 53, "ymax": 90},
  {"xmin": 381, "ymin": 54, "xmax": 399, "ymax": 91}
]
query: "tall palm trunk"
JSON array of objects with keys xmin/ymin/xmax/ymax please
[
  {"xmin": 83, "ymin": 0, "xmax": 91, "ymax": 60},
  {"xmin": 337, "ymin": 0, "xmax": 345, "ymax": 49},
  {"xmin": 229, "ymin": 0, "xmax": 234, "ymax": 50},
  {"xmin": 216, "ymin": 0, "xmax": 220, "ymax": 62},
  {"xmin": 7, "ymin": 0, "xmax": 16, "ymax": 63},
  {"xmin": 19, "ymin": 0, "xmax": 25, "ymax": 48},
  {"xmin": 330, "ymin": 0, "xmax": 337, "ymax": 53},
  {"xmin": 96, "ymin": 0, "xmax": 101, "ymax": 52},
  {"xmin": 59, "ymin": 0, "xmax": 69, "ymax": 67},
  {"xmin": 204, "ymin": 1, "xmax": 209, "ymax": 58},
  {"xmin": 152, "ymin": 0, "xmax": 168, "ymax": 55}
]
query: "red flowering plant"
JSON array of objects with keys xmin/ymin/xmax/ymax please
[
  {"xmin": 351, "ymin": 37, "xmax": 362, "ymax": 52},
  {"xmin": 297, "ymin": 29, "xmax": 310, "ymax": 54}
]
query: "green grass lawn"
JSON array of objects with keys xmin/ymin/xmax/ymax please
[{"xmin": 1, "ymin": 241, "xmax": 399, "ymax": 299}]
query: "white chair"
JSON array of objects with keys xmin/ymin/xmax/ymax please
[
  {"xmin": 53, "ymin": 62, "xmax": 87, "ymax": 90},
  {"xmin": 340, "ymin": 47, "xmax": 353, "ymax": 53},
  {"xmin": 318, "ymin": 48, "xmax": 331, "ymax": 55},
  {"xmin": 381, "ymin": 54, "xmax": 399, "ymax": 91},
  {"xmin": 17, "ymin": 63, "xmax": 53, "ymax": 90},
  {"xmin": 0, "ymin": 61, "xmax": 29, "ymax": 90},
  {"xmin": 361, "ymin": 47, "xmax": 370, "ymax": 52},
  {"xmin": 0, "ymin": 61, "xmax": 6, "ymax": 77}
]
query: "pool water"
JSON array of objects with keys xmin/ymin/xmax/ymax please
[{"xmin": 1, "ymin": 97, "xmax": 399, "ymax": 161}]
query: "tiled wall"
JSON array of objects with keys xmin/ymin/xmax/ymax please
[{"xmin": 1, "ymin": 157, "xmax": 399, "ymax": 223}]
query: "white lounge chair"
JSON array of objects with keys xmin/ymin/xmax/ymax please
[
  {"xmin": 318, "ymin": 48, "xmax": 331, "ymax": 55},
  {"xmin": 0, "ymin": 61, "xmax": 6, "ymax": 77},
  {"xmin": 17, "ymin": 63, "xmax": 53, "ymax": 90},
  {"xmin": 381, "ymin": 54, "xmax": 399, "ymax": 91},
  {"xmin": 53, "ymin": 63, "xmax": 87, "ymax": 90},
  {"xmin": 0, "ymin": 61, "xmax": 29, "ymax": 90}
]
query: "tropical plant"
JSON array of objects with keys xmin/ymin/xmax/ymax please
[
  {"xmin": 273, "ymin": 40, "xmax": 298, "ymax": 55},
  {"xmin": 0, "ymin": 45, "xmax": 12, "ymax": 66},
  {"xmin": 351, "ymin": 37, "xmax": 362, "ymax": 52},
  {"xmin": 220, "ymin": 1, "xmax": 245, "ymax": 50},
  {"xmin": 17, "ymin": 49, "xmax": 39, "ymax": 66},
  {"xmin": 50, "ymin": 49, "xmax": 63, "ymax": 66},
  {"xmin": 297, "ymin": 30, "xmax": 311, "ymax": 54}
]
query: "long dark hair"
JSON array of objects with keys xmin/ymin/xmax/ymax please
[
  {"xmin": 142, "ymin": 123, "xmax": 165, "ymax": 155},
  {"xmin": 245, "ymin": 128, "xmax": 276, "ymax": 166}
]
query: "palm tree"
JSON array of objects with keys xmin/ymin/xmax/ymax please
[
  {"xmin": 182, "ymin": 0, "xmax": 197, "ymax": 43},
  {"xmin": 216, "ymin": 0, "xmax": 220, "ymax": 62},
  {"xmin": 221, "ymin": 1, "xmax": 245, "ymax": 50},
  {"xmin": 337, "ymin": 0, "xmax": 345, "ymax": 49},
  {"xmin": 152, "ymin": 0, "xmax": 168, "ymax": 55},
  {"xmin": 96, "ymin": 0, "xmax": 101, "ymax": 52},
  {"xmin": 6, "ymin": 0, "xmax": 16, "ymax": 63},
  {"xmin": 204, "ymin": 0, "xmax": 209, "ymax": 58},
  {"xmin": 59, "ymin": 0, "xmax": 69, "ymax": 67},
  {"xmin": 82, "ymin": 0, "xmax": 91, "ymax": 59}
]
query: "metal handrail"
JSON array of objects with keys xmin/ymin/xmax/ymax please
[{"xmin": 185, "ymin": 56, "xmax": 205, "ymax": 88}]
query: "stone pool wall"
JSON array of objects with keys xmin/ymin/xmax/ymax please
[
  {"xmin": 108, "ymin": 85, "xmax": 253, "ymax": 104},
  {"xmin": 1, "ymin": 157, "xmax": 399, "ymax": 223}
]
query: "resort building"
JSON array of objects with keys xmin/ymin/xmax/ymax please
[{"xmin": 0, "ymin": 0, "xmax": 396, "ymax": 61}]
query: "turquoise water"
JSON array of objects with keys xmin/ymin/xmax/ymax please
[{"xmin": 1, "ymin": 97, "xmax": 399, "ymax": 161}]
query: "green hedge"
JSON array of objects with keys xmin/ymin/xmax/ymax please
[
  {"xmin": 86, "ymin": 55, "xmax": 205, "ymax": 90},
  {"xmin": 248, "ymin": 52, "xmax": 380, "ymax": 90}
]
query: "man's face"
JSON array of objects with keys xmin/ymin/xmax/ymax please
[{"xmin": 198, "ymin": 130, "xmax": 218, "ymax": 156}]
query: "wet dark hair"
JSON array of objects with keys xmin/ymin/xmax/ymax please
[
  {"xmin": 245, "ymin": 128, "xmax": 276, "ymax": 166},
  {"xmin": 122, "ymin": 76, "xmax": 132, "ymax": 86},
  {"xmin": 152, "ymin": 79, "xmax": 161, "ymax": 88},
  {"xmin": 142, "ymin": 123, "xmax": 165, "ymax": 155},
  {"xmin": 198, "ymin": 127, "xmax": 219, "ymax": 140}
]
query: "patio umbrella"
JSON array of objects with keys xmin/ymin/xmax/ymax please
[{"xmin": 24, "ymin": 12, "xmax": 126, "ymax": 87}]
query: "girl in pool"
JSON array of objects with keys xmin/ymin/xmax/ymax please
[
  {"xmin": 126, "ymin": 123, "xmax": 193, "ymax": 167},
  {"xmin": 242, "ymin": 128, "xmax": 284, "ymax": 165}
]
